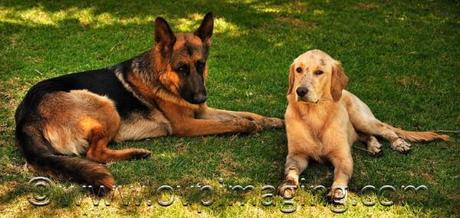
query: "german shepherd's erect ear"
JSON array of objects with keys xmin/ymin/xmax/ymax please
[
  {"xmin": 330, "ymin": 61, "xmax": 348, "ymax": 101},
  {"xmin": 155, "ymin": 17, "xmax": 176, "ymax": 57},
  {"xmin": 194, "ymin": 12, "xmax": 214, "ymax": 44}
]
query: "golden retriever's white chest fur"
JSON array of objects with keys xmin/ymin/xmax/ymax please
[
  {"xmin": 291, "ymin": 100, "xmax": 354, "ymax": 160},
  {"xmin": 297, "ymin": 101, "xmax": 343, "ymax": 136}
]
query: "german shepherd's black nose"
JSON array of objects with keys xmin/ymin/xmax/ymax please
[
  {"xmin": 192, "ymin": 93, "xmax": 207, "ymax": 104},
  {"xmin": 296, "ymin": 87, "xmax": 308, "ymax": 97}
]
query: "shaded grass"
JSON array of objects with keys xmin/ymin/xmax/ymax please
[{"xmin": 1, "ymin": 0, "xmax": 459, "ymax": 217}]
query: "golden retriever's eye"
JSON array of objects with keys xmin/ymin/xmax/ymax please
[
  {"xmin": 314, "ymin": 70, "xmax": 324, "ymax": 76},
  {"xmin": 296, "ymin": 67, "xmax": 303, "ymax": 73}
]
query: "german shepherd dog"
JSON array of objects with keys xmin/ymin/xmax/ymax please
[{"xmin": 15, "ymin": 13, "xmax": 283, "ymax": 190}]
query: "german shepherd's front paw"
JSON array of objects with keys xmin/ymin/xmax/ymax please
[
  {"xmin": 247, "ymin": 120, "xmax": 264, "ymax": 132},
  {"xmin": 263, "ymin": 117, "xmax": 284, "ymax": 128},
  {"xmin": 278, "ymin": 180, "xmax": 298, "ymax": 199},
  {"xmin": 236, "ymin": 119, "xmax": 262, "ymax": 133},
  {"xmin": 130, "ymin": 149, "xmax": 152, "ymax": 160}
]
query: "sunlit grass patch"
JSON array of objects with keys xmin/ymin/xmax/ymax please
[{"xmin": 0, "ymin": 6, "xmax": 157, "ymax": 28}]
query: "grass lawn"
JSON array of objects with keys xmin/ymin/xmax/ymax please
[{"xmin": 1, "ymin": 0, "xmax": 459, "ymax": 217}]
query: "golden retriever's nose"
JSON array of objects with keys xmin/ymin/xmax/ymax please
[{"xmin": 296, "ymin": 87, "xmax": 308, "ymax": 97}]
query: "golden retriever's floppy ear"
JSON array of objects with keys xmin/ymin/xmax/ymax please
[
  {"xmin": 287, "ymin": 63, "xmax": 295, "ymax": 95},
  {"xmin": 330, "ymin": 61, "xmax": 348, "ymax": 101}
]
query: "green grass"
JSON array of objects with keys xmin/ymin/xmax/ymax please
[{"xmin": 1, "ymin": 0, "xmax": 459, "ymax": 217}]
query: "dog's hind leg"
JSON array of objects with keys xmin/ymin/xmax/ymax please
[
  {"xmin": 86, "ymin": 126, "xmax": 151, "ymax": 163},
  {"xmin": 358, "ymin": 134, "xmax": 382, "ymax": 155},
  {"xmin": 342, "ymin": 91, "xmax": 412, "ymax": 153},
  {"xmin": 84, "ymin": 106, "xmax": 151, "ymax": 163},
  {"xmin": 61, "ymin": 90, "xmax": 152, "ymax": 163},
  {"xmin": 358, "ymin": 121, "xmax": 412, "ymax": 153}
]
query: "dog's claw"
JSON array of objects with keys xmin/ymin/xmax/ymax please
[
  {"xmin": 265, "ymin": 117, "xmax": 284, "ymax": 128},
  {"xmin": 278, "ymin": 180, "xmax": 298, "ymax": 199},
  {"xmin": 131, "ymin": 149, "xmax": 152, "ymax": 160},
  {"xmin": 280, "ymin": 187, "xmax": 295, "ymax": 199},
  {"xmin": 391, "ymin": 138, "xmax": 411, "ymax": 154},
  {"xmin": 367, "ymin": 143, "xmax": 382, "ymax": 156},
  {"xmin": 371, "ymin": 149, "xmax": 383, "ymax": 157},
  {"xmin": 327, "ymin": 186, "xmax": 348, "ymax": 204}
]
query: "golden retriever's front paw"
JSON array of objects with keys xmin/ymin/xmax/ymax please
[
  {"xmin": 327, "ymin": 186, "xmax": 348, "ymax": 204},
  {"xmin": 278, "ymin": 180, "xmax": 298, "ymax": 199}
]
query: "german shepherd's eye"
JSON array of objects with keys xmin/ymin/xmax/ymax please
[
  {"xmin": 176, "ymin": 64, "xmax": 190, "ymax": 76},
  {"xmin": 196, "ymin": 61, "xmax": 206, "ymax": 75},
  {"xmin": 296, "ymin": 67, "xmax": 302, "ymax": 73},
  {"xmin": 314, "ymin": 70, "xmax": 324, "ymax": 76}
]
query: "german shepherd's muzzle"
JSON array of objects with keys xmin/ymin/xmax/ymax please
[
  {"xmin": 176, "ymin": 56, "xmax": 208, "ymax": 104},
  {"xmin": 15, "ymin": 12, "xmax": 284, "ymax": 191}
]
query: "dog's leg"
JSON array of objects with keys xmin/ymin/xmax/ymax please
[
  {"xmin": 86, "ymin": 126, "xmax": 151, "ymax": 163},
  {"xmin": 358, "ymin": 134, "xmax": 382, "ymax": 155},
  {"xmin": 155, "ymin": 101, "xmax": 274, "ymax": 136},
  {"xmin": 372, "ymin": 124, "xmax": 412, "ymax": 153},
  {"xmin": 278, "ymin": 116, "xmax": 313, "ymax": 198},
  {"xmin": 328, "ymin": 151, "xmax": 353, "ymax": 203},
  {"xmin": 357, "ymin": 120, "xmax": 411, "ymax": 153},
  {"xmin": 197, "ymin": 107, "xmax": 284, "ymax": 129},
  {"xmin": 171, "ymin": 118, "xmax": 262, "ymax": 136},
  {"xmin": 278, "ymin": 154, "xmax": 308, "ymax": 199},
  {"xmin": 343, "ymin": 91, "xmax": 411, "ymax": 153}
]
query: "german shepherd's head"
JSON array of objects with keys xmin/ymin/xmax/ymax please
[{"xmin": 153, "ymin": 13, "xmax": 213, "ymax": 105}]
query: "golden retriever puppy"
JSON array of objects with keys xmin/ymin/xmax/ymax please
[{"xmin": 278, "ymin": 49, "xmax": 449, "ymax": 202}]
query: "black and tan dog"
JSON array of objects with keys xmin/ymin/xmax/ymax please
[{"xmin": 15, "ymin": 13, "xmax": 283, "ymax": 190}]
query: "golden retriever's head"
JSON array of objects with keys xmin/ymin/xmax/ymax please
[{"xmin": 288, "ymin": 49, "xmax": 348, "ymax": 103}]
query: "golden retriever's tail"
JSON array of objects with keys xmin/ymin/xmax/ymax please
[{"xmin": 388, "ymin": 125, "xmax": 449, "ymax": 142}]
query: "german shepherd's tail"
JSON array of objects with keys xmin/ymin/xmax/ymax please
[
  {"xmin": 387, "ymin": 125, "xmax": 449, "ymax": 142},
  {"xmin": 16, "ymin": 123, "xmax": 115, "ymax": 191}
]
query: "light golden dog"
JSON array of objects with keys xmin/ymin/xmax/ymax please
[{"xmin": 278, "ymin": 49, "xmax": 449, "ymax": 202}]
